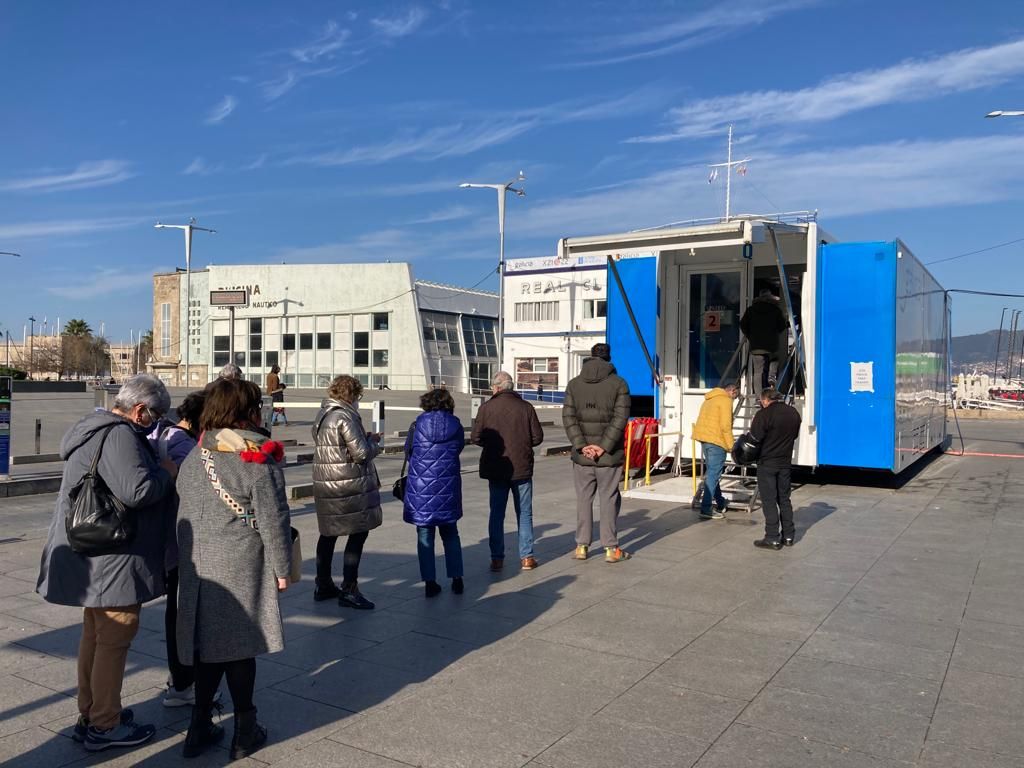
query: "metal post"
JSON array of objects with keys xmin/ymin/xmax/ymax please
[
  {"xmin": 1007, "ymin": 310, "xmax": 1020, "ymax": 381},
  {"xmin": 28, "ymin": 316, "xmax": 35, "ymax": 379},
  {"xmin": 34, "ymin": 418, "xmax": 41, "ymax": 455},
  {"xmin": 725, "ymin": 124, "xmax": 732, "ymax": 221},
  {"xmin": 229, "ymin": 306, "xmax": 236, "ymax": 367},
  {"xmin": 496, "ymin": 189, "xmax": 506, "ymax": 370},
  {"xmin": 184, "ymin": 227, "xmax": 192, "ymax": 387},
  {"xmin": 994, "ymin": 307, "xmax": 1008, "ymax": 380}
]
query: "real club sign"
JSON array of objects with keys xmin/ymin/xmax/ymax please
[{"xmin": 209, "ymin": 290, "xmax": 248, "ymax": 307}]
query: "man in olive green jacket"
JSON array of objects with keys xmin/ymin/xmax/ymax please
[{"xmin": 562, "ymin": 343, "xmax": 632, "ymax": 563}]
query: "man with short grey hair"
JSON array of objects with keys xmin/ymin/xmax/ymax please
[
  {"xmin": 37, "ymin": 374, "xmax": 178, "ymax": 753},
  {"xmin": 471, "ymin": 371, "xmax": 544, "ymax": 571}
]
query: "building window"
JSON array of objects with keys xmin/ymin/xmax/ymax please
[
  {"xmin": 249, "ymin": 335, "xmax": 262, "ymax": 351},
  {"xmin": 214, "ymin": 336, "xmax": 229, "ymax": 352},
  {"xmin": 299, "ymin": 333, "xmax": 313, "ymax": 350},
  {"xmin": 265, "ymin": 351, "xmax": 279, "ymax": 368},
  {"xmin": 234, "ymin": 352, "xmax": 246, "ymax": 368},
  {"xmin": 514, "ymin": 301, "xmax": 559, "ymax": 323},
  {"xmin": 249, "ymin": 318, "xmax": 262, "ymax": 334},
  {"xmin": 354, "ymin": 331, "xmax": 369, "ymax": 350},
  {"xmin": 461, "ymin": 316, "xmax": 497, "ymax": 359},
  {"xmin": 250, "ymin": 351, "xmax": 262, "ymax": 368},
  {"xmin": 160, "ymin": 303, "xmax": 171, "ymax": 355},
  {"xmin": 354, "ymin": 351, "xmax": 369, "ymax": 367},
  {"xmin": 316, "ymin": 332, "xmax": 331, "ymax": 350},
  {"xmin": 469, "ymin": 362, "xmax": 492, "ymax": 393},
  {"xmin": 373, "ymin": 349, "xmax": 389, "ymax": 367},
  {"xmin": 283, "ymin": 334, "xmax": 296, "ymax": 351},
  {"xmin": 372, "ymin": 374, "xmax": 389, "ymax": 388},
  {"xmin": 515, "ymin": 357, "xmax": 559, "ymax": 390},
  {"xmin": 213, "ymin": 352, "xmax": 229, "ymax": 367},
  {"xmin": 372, "ymin": 313, "xmax": 389, "ymax": 331},
  {"xmin": 583, "ymin": 299, "xmax": 607, "ymax": 319}
]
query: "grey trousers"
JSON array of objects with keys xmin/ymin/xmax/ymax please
[{"xmin": 573, "ymin": 463, "xmax": 624, "ymax": 548}]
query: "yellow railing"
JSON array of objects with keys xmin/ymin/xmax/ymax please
[{"xmin": 623, "ymin": 425, "xmax": 687, "ymax": 490}]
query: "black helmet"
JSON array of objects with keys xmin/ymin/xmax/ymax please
[{"xmin": 732, "ymin": 433, "xmax": 760, "ymax": 466}]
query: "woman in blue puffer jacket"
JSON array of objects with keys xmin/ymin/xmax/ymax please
[{"xmin": 403, "ymin": 388, "xmax": 465, "ymax": 598}]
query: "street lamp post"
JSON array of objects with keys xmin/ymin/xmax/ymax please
[
  {"xmin": 155, "ymin": 219, "xmax": 215, "ymax": 387},
  {"xmin": 27, "ymin": 316, "xmax": 35, "ymax": 380},
  {"xmin": 459, "ymin": 172, "xmax": 526, "ymax": 372},
  {"xmin": 995, "ymin": 307, "xmax": 1009, "ymax": 380}
]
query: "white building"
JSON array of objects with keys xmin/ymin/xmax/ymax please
[
  {"xmin": 150, "ymin": 263, "xmax": 497, "ymax": 392},
  {"xmin": 502, "ymin": 255, "xmax": 609, "ymax": 398}
]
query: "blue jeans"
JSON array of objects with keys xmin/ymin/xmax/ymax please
[
  {"xmin": 416, "ymin": 524, "xmax": 463, "ymax": 582},
  {"xmin": 488, "ymin": 479, "xmax": 535, "ymax": 560},
  {"xmin": 701, "ymin": 443, "xmax": 727, "ymax": 513}
]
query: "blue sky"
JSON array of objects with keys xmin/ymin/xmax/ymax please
[{"xmin": 1, "ymin": 0, "xmax": 1023, "ymax": 343}]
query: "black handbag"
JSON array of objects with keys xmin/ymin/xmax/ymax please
[
  {"xmin": 392, "ymin": 422, "xmax": 414, "ymax": 501},
  {"xmin": 66, "ymin": 425, "xmax": 136, "ymax": 555}
]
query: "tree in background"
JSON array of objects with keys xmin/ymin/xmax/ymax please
[{"xmin": 64, "ymin": 319, "xmax": 92, "ymax": 337}]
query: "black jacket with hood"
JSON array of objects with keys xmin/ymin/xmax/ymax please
[{"xmin": 562, "ymin": 357, "xmax": 631, "ymax": 467}]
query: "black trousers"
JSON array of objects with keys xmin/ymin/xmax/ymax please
[
  {"xmin": 316, "ymin": 530, "xmax": 369, "ymax": 587},
  {"xmin": 758, "ymin": 464, "xmax": 794, "ymax": 540},
  {"xmin": 195, "ymin": 656, "xmax": 256, "ymax": 714},
  {"xmin": 164, "ymin": 568, "xmax": 195, "ymax": 692}
]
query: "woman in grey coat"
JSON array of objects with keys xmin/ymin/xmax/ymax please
[
  {"xmin": 36, "ymin": 375, "xmax": 177, "ymax": 753},
  {"xmin": 312, "ymin": 374, "xmax": 382, "ymax": 609},
  {"xmin": 175, "ymin": 378, "xmax": 292, "ymax": 760}
]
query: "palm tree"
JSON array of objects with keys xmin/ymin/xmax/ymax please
[{"xmin": 64, "ymin": 319, "xmax": 92, "ymax": 337}]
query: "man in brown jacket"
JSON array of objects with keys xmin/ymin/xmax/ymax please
[{"xmin": 471, "ymin": 371, "xmax": 544, "ymax": 571}]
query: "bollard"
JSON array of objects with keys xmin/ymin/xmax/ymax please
[
  {"xmin": 371, "ymin": 400, "xmax": 385, "ymax": 438},
  {"xmin": 35, "ymin": 419, "xmax": 41, "ymax": 456}
]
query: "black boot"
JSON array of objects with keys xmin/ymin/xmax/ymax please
[
  {"xmin": 230, "ymin": 708, "xmax": 267, "ymax": 761},
  {"xmin": 183, "ymin": 706, "xmax": 224, "ymax": 758}
]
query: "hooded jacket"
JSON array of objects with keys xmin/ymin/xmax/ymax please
[
  {"xmin": 740, "ymin": 295, "xmax": 787, "ymax": 354},
  {"xmin": 403, "ymin": 410, "xmax": 464, "ymax": 526},
  {"xmin": 36, "ymin": 410, "xmax": 174, "ymax": 608},
  {"xmin": 562, "ymin": 357, "xmax": 631, "ymax": 467},
  {"xmin": 693, "ymin": 388, "xmax": 736, "ymax": 451},
  {"xmin": 311, "ymin": 399, "xmax": 383, "ymax": 537},
  {"xmin": 470, "ymin": 390, "xmax": 544, "ymax": 482}
]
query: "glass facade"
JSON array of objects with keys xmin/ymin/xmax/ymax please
[
  {"xmin": 421, "ymin": 311, "xmax": 496, "ymax": 392},
  {"xmin": 209, "ymin": 311, "xmax": 392, "ymax": 387}
]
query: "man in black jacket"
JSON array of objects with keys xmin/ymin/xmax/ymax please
[
  {"xmin": 471, "ymin": 371, "xmax": 544, "ymax": 572},
  {"xmin": 749, "ymin": 388, "xmax": 802, "ymax": 550},
  {"xmin": 740, "ymin": 289, "xmax": 787, "ymax": 390},
  {"xmin": 562, "ymin": 343, "xmax": 632, "ymax": 563}
]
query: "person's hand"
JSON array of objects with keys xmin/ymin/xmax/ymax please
[
  {"xmin": 160, "ymin": 458, "xmax": 179, "ymax": 480},
  {"xmin": 590, "ymin": 445, "xmax": 606, "ymax": 458},
  {"xmin": 369, "ymin": 432, "xmax": 382, "ymax": 443},
  {"xmin": 277, "ymin": 577, "xmax": 289, "ymax": 592}
]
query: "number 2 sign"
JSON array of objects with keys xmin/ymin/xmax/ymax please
[{"xmin": 703, "ymin": 311, "xmax": 721, "ymax": 332}]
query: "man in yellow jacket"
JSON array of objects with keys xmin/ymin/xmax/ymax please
[{"xmin": 692, "ymin": 382, "xmax": 739, "ymax": 519}]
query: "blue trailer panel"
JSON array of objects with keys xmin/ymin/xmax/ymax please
[
  {"xmin": 817, "ymin": 241, "xmax": 898, "ymax": 469},
  {"xmin": 606, "ymin": 256, "xmax": 658, "ymax": 398},
  {"xmin": 816, "ymin": 240, "xmax": 947, "ymax": 471}
]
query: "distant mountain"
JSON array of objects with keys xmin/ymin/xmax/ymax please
[{"xmin": 951, "ymin": 330, "xmax": 1020, "ymax": 374}]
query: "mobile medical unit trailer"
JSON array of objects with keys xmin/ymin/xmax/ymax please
[{"xmin": 555, "ymin": 213, "xmax": 949, "ymax": 484}]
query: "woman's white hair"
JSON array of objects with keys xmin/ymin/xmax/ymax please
[{"xmin": 113, "ymin": 374, "xmax": 171, "ymax": 416}]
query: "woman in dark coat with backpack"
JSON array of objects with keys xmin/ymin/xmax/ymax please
[{"xmin": 403, "ymin": 389, "xmax": 464, "ymax": 597}]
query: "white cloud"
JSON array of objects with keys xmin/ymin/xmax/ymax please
[
  {"xmin": 371, "ymin": 7, "xmax": 429, "ymax": 38},
  {"xmin": 181, "ymin": 157, "xmax": 222, "ymax": 176},
  {"xmin": 0, "ymin": 216, "xmax": 141, "ymax": 240},
  {"xmin": 510, "ymin": 134, "xmax": 1024, "ymax": 239},
  {"xmin": 48, "ymin": 268, "xmax": 160, "ymax": 299},
  {"xmin": 291, "ymin": 20, "xmax": 351, "ymax": 63},
  {"xmin": 407, "ymin": 204, "xmax": 473, "ymax": 224},
  {"xmin": 204, "ymin": 95, "xmax": 238, "ymax": 125},
  {"xmin": 564, "ymin": 0, "xmax": 814, "ymax": 68},
  {"xmin": 290, "ymin": 89, "xmax": 664, "ymax": 166},
  {"xmin": 0, "ymin": 160, "xmax": 134, "ymax": 193},
  {"xmin": 243, "ymin": 154, "xmax": 268, "ymax": 171},
  {"xmin": 634, "ymin": 37, "xmax": 1024, "ymax": 141}
]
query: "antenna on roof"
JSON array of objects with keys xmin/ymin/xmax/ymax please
[{"xmin": 707, "ymin": 124, "xmax": 752, "ymax": 221}]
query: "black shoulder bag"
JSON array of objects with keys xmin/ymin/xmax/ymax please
[
  {"xmin": 66, "ymin": 425, "xmax": 137, "ymax": 555},
  {"xmin": 391, "ymin": 422, "xmax": 415, "ymax": 501}
]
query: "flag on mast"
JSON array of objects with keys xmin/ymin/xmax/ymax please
[{"xmin": 707, "ymin": 168, "xmax": 719, "ymax": 184}]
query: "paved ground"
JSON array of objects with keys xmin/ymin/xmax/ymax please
[{"xmin": 0, "ymin": 420, "xmax": 1023, "ymax": 767}]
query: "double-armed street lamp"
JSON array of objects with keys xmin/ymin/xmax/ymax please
[
  {"xmin": 155, "ymin": 219, "xmax": 215, "ymax": 386},
  {"xmin": 459, "ymin": 171, "xmax": 526, "ymax": 370}
]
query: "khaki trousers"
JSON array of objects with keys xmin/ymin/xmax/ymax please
[
  {"xmin": 574, "ymin": 463, "xmax": 624, "ymax": 548},
  {"xmin": 77, "ymin": 605, "xmax": 141, "ymax": 730}
]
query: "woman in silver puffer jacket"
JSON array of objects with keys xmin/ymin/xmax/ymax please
[{"xmin": 311, "ymin": 375, "xmax": 383, "ymax": 609}]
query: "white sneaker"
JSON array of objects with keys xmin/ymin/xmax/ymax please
[{"xmin": 163, "ymin": 683, "xmax": 222, "ymax": 708}]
